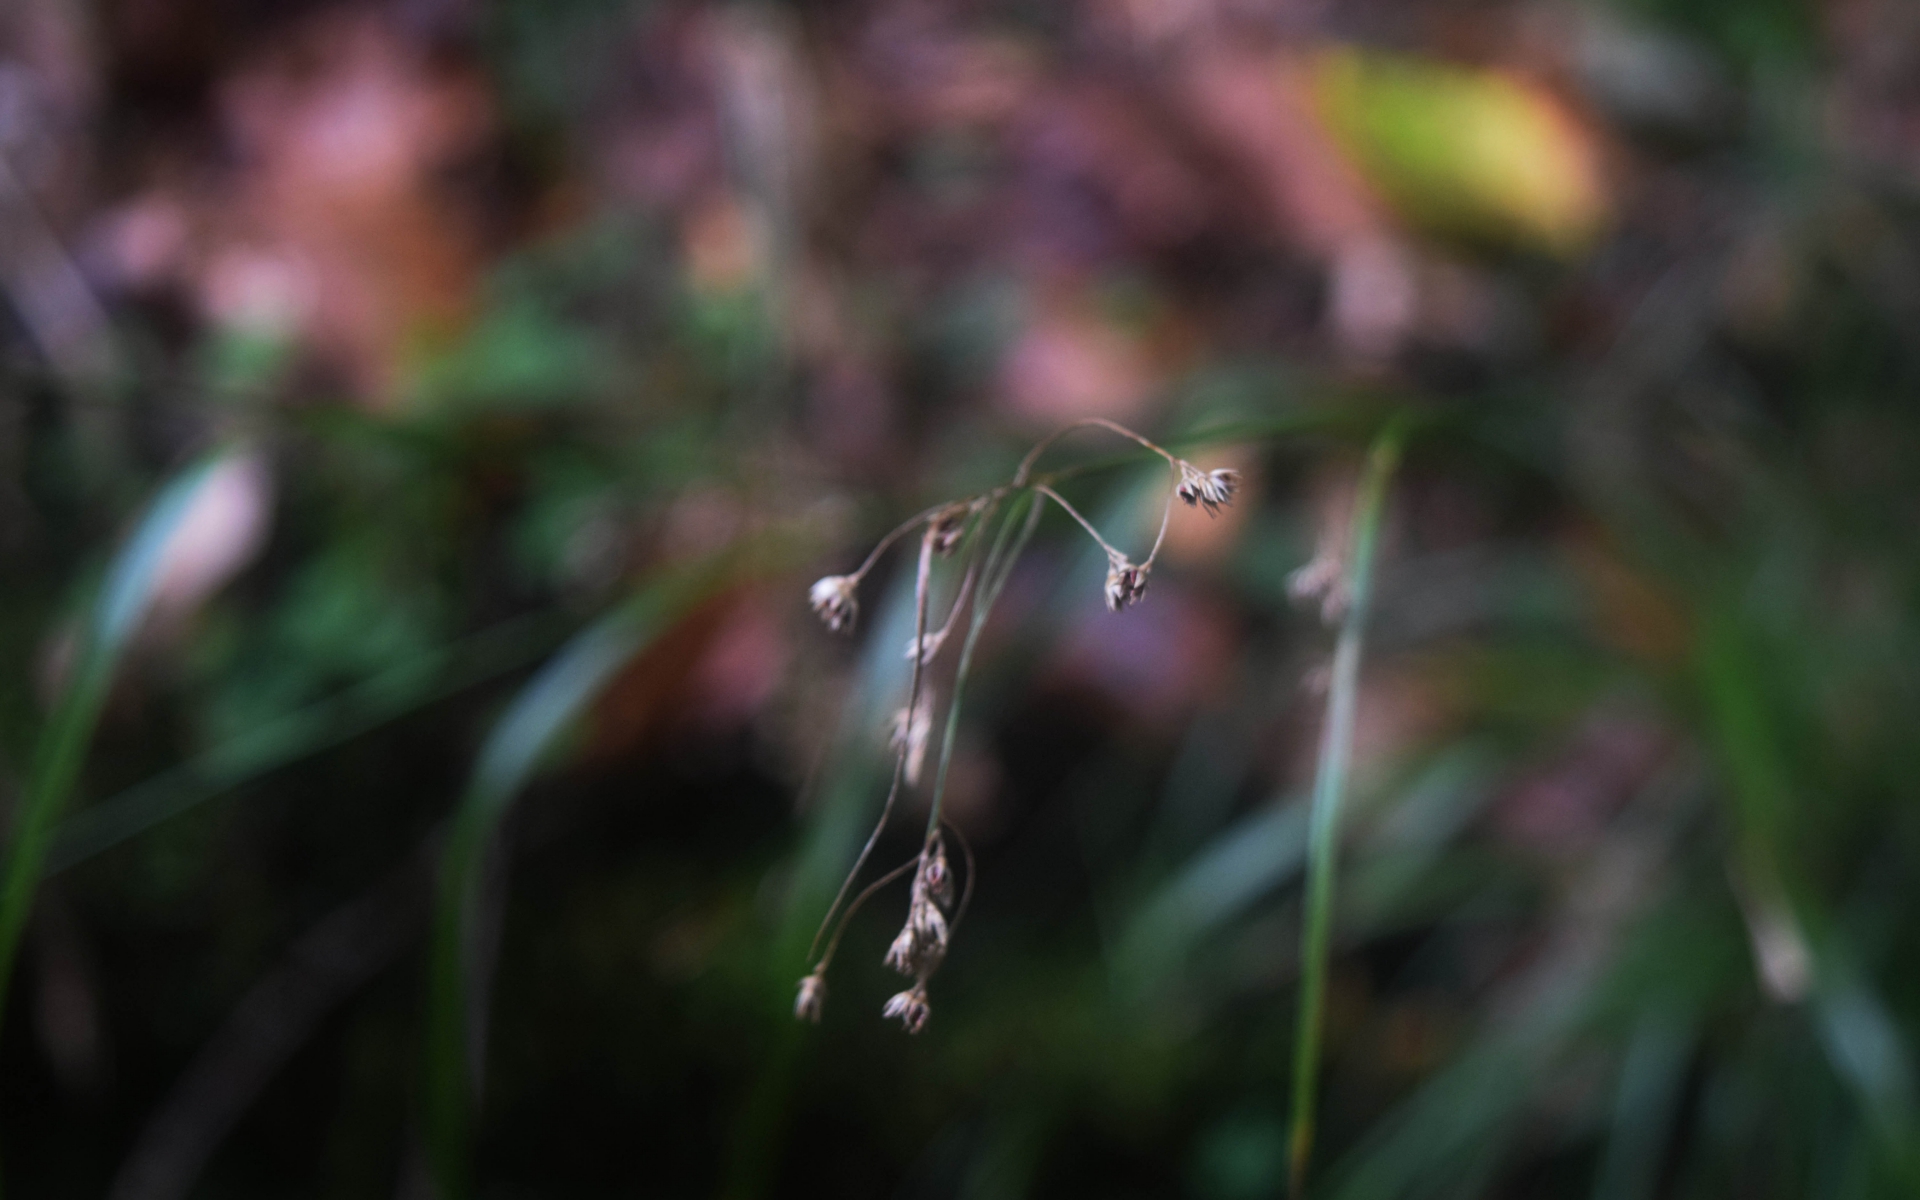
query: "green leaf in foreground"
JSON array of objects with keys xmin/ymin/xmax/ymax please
[
  {"xmin": 0, "ymin": 451, "xmax": 242, "ymax": 1038},
  {"xmin": 1288, "ymin": 418, "xmax": 1406, "ymax": 1195}
]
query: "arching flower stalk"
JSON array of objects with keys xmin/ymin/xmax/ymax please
[{"xmin": 796, "ymin": 419, "xmax": 1239, "ymax": 1030}]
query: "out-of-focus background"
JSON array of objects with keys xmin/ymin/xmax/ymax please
[{"xmin": 3, "ymin": 0, "xmax": 1919, "ymax": 1196}]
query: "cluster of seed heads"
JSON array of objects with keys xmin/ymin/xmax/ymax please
[
  {"xmin": 884, "ymin": 836, "xmax": 954, "ymax": 978},
  {"xmin": 795, "ymin": 419, "xmax": 1240, "ymax": 1034},
  {"xmin": 1177, "ymin": 461, "xmax": 1241, "ymax": 516}
]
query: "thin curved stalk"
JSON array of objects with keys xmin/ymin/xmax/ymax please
[
  {"xmin": 1033, "ymin": 485, "xmax": 1125, "ymax": 561},
  {"xmin": 810, "ymin": 858, "xmax": 919, "ymax": 970},
  {"xmin": 1013, "ymin": 416, "xmax": 1180, "ymax": 485},
  {"xmin": 802, "ymin": 530, "xmax": 938, "ymax": 967},
  {"xmin": 1289, "ymin": 418, "xmax": 1407, "ymax": 1196}
]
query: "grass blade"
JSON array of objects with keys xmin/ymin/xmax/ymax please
[
  {"xmin": 423, "ymin": 556, "xmax": 735, "ymax": 1198},
  {"xmin": 0, "ymin": 451, "xmax": 238, "ymax": 1038},
  {"xmin": 1288, "ymin": 419, "xmax": 1406, "ymax": 1195},
  {"xmin": 46, "ymin": 612, "xmax": 563, "ymax": 873},
  {"xmin": 925, "ymin": 489, "xmax": 1040, "ymax": 838}
]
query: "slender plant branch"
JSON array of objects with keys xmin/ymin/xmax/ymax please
[
  {"xmin": 1288, "ymin": 417, "xmax": 1407, "ymax": 1197},
  {"xmin": 1014, "ymin": 416, "xmax": 1181, "ymax": 485},
  {"xmin": 812, "ymin": 857, "xmax": 920, "ymax": 970},
  {"xmin": 1034, "ymin": 485, "xmax": 1127, "ymax": 562},
  {"xmin": 1145, "ymin": 489, "xmax": 1175, "ymax": 565},
  {"xmin": 915, "ymin": 501, "xmax": 998, "ymax": 659},
  {"xmin": 850, "ymin": 501, "xmax": 953, "ymax": 582},
  {"xmin": 944, "ymin": 818, "xmax": 978, "ymax": 937},
  {"xmin": 805, "ymin": 531, "xmax": 937, "ymax": 965}
]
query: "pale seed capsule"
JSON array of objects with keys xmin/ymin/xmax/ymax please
[
  {"xmin": 882, "ymin": 984, "xmax": 932, "ymax": 1034},
  {"xmin": 809, "ymin": 574, "xmax": 860, "ymax": 633},
  {"xmin": 794, "ymin": 971, "xmax": 827, "ymax": 1023}
]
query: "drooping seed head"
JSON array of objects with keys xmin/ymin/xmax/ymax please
[
  {"xmin": 809, "ymin": 574, "xmax": 860, "ymax": 633},
  {"xmin": 1104, "ymin": 553, "xmax": 1150, "ymax": 612},
  {"xmin": 1287, "ymin": 555, "xmax": 1348, "ymax": 625},
  {"xmin": 884, "ymin": 892, "xmax": 950, "ymax": 976},
  {"xmin": 921, "ymin": 837, "xmax": 955, "ymax": 907},
  {"xmin": 889, "ymin": 704, "xmax": 932, "ymax": 786},
  {"xmin": 882, "ymin": 984, "xmax": 932, "ymax": 1034},
  {"xmin": 1177, "ymin": 462, "xmax": 1240, "ymax": 517},
  {"xmin": 1203, "ymin": 468, "xmax": 1240, "ymax": 510},
  {"xmin": 927, "ymin": 503, "xmax": 972, "ymax": 558},
  {"xmin": 794, "ymin": 971, "xmax": 827, "ymax": 1023}
]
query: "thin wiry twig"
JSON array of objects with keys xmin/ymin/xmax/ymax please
[
  {"xmin": 944, "ymin": 819, "xmax": 977, "ymax": 937},
  {"xmin": 849, "ymin": 501, "xmax": 955, "ymax": 583},
  {"xmin": 812, "ymin": 857, "xmax": 921, "ymax": 970},
  {"xmin": 1033, "ymin": 484, "xmax": 1127, "ymax": 562},
  {"xmin": 805, "ymin": 532, "xmax": 937, "ymax": 967},
  {"xmin": 1014, "ymin": 416, "xmax": 1180, "ymax": 485}
]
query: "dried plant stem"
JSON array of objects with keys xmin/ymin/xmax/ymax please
[
  {"xmin": 1014, "ymin": 416, "xmax": 1180, "ymax": 485},
  {"xmin": 944, "ymin": 819, "xmax": 977, "ymax": 936},
  {"xmin": 805, "ymin": 533, "xmax": 937, "ymax": 967},
  {"xmin": 1288, "ymin": 419, "xmax": 1406, "ymax": 1197},
  {"xmin": 919, "ymin": 540, "xmax": 986, "ymax": 657},
  {"xmin": 1033, "ymin": 485, "xmax": 1126, "ymax": 562},
  {"xmin": 811, "ymin": 858, "xmax": 920, "ymax": 969},
  {"xmin": 1146, "ymin": 490, "xmax": 1175, "ymax": 564},
  {"xmin": 850, "ymin": 501, "xmax": 959, "ymax": 582}
]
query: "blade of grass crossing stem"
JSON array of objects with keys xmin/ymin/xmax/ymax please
[
  {"xmin": 425, "ymin": 560, "xmax": 729, "ymax": 1199},
  {"xmin": 925, "ymin": 490, "xmax": 1039, "ymax": 837},
  {"xmin": 0, "ymin": 452, "xmax": 234, "ymax": 1040},
  {"xmin": 1289, "ymin": 420, "xmax": 1406, "ymax": 1196}
]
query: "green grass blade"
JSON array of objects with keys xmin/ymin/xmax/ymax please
[
  {"xmin": 1288, "ymin": 418, "xmax": 1406, "ymax": 1195},
  {"xmin": 423, "ymin": 557, "xmax": 734, "ymax": 1199},
  {"xmin": 1116, "ymin": 799, "xmax": 1310, "ymax": 996},
  {"xmin": 925, "ymin": 489, "xmax": 1040, "ymax": 838},
  {"xmin": 1592, "ymin": 1008, "xmax": 1694, "ymax": 1200},
  {"xmin": 45, "ymin": 613, "xmax": 563, "ymax": 873},
  {"xmin": 0, "ymin": 451, "xmax": 236, "ymax": 1040}
]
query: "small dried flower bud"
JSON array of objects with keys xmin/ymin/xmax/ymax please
[
  {"xmin": 889, "ymin": 705, "xmax": 932, "ymax": 786},
  {"xmin": 809, "ymin": 574, "xmax": 860, "ymax": 633},
  {"xmin": 926, "ymin": 503, "xmax": 971, "ymax": 557},
  {"xmin": 1176, "ymin": 462, "xmax": 1241, "ymax": 517},
  {"xmin": 1203, "ymin": 468, "xmax": 1240, "ymax": 510},
  {"xmin": 1287, "ymin": 555, "xmax": 1348, "ymax": 625},
  {"xmin": 883, "ymin": 926, "xmax": 919, "ymax": 974},
  {"xmin": 921, "ymin": 838, "xmax": 954, "ymax": 907},
  {"xmin": 882, "ymin": 984, "xmax": 932, "ymax": 1034},
  {"xmin": 885, "ymin": 894, "xmax": 950, "ymax": 976},
  {"xmin": 794, "ymin": 971, "xmax": 827, "ymax": 1023},
  {"xmin": 910, "ymin": 892, "xmax": 950, "ymax": 949},
  {"xmin": 903, "ymin": 628, "xmax": 948, "ymax": 665},
  {"xmin": 1103, "ymin": 553, "xmax": 1150, "ymax": 612}
]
